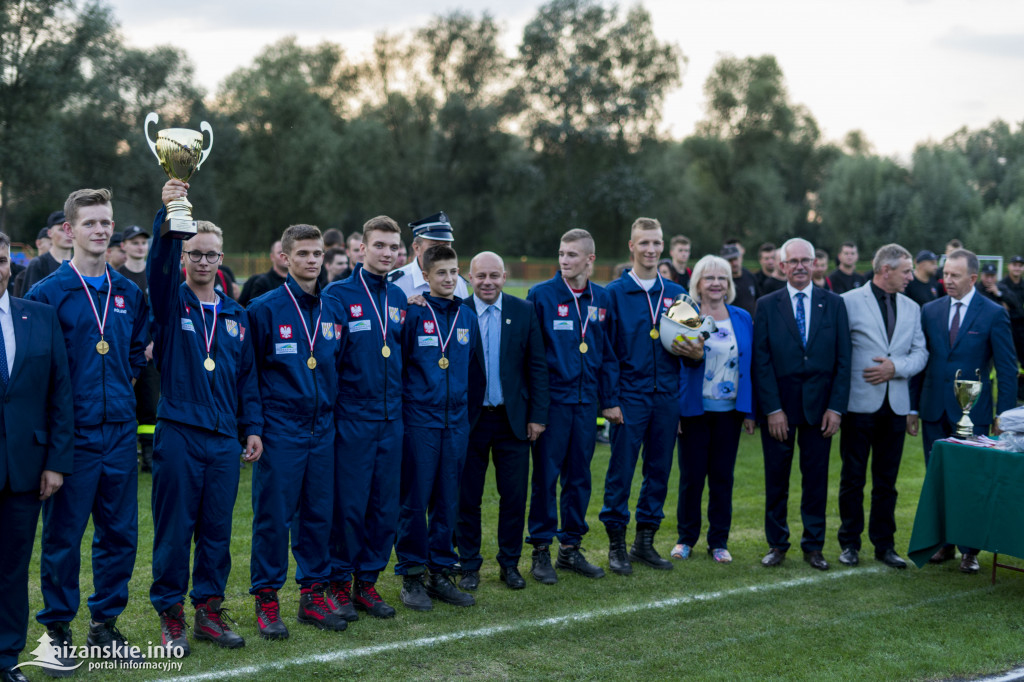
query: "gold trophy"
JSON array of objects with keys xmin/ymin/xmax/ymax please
[
  {"xmin": 657, "ymin": 293, "xmax": 718, "ymax": 352},
  {"xmin": 144, "ymin": 112, "xmax": 213, "ymax": 239},
  {"xmin": 953, "ymin": 369, "xmax": 983, "ymax": 438}
]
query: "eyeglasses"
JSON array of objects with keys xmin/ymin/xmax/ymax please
[
  {"xmin": 784, "ymin": 258, "xmax": 814, "ymax": 267},
  {"xmin": 183, "ymin": 250, "xmax": 223, "ymax": 263}
]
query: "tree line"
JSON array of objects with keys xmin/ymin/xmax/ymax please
[{"xmin": 2, "ymin": 0, "xmax": 1023, "ymax": 264}]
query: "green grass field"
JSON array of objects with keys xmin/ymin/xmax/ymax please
[{"xmin": 17, "ymin": 429, "xmax": 1024, "ymax": 681}]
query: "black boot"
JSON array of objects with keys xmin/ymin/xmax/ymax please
[
  {"xmin": 607, "ymin": 527, "xmax": 633, "ymax": 575},
  {"xmin": 629, "ymin": 527, "xmax": 673, "ymax": 570},
  {"xmin": 139, "ymin": 440, "xmax": 154, "ymax": 473},
  {"xmin": 530, "ymin": 545, "xmax": 558, "ymax": 585}
]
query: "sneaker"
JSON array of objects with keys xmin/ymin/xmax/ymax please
[
  {"xmin": 86, "ymin": 618, "xmax": 144, "ymax": 662},
  {"xmin": 530, "ymin": 546, "xmax": 558, "ymax": 585},
  {"xmin": 194, "ymin": 598, "xmax": 245, "ymax": 649},
  {"xmin": 326, "ymin": 581, "xmax": 359, "ymax": 623},
  {"xmin": 158, "ymin": 604, "xmax": 190, "ymax": 658},
  {"xmin": 425, "ymin": 572, "xmax": 475, "ymax": 607},
  {"xmin": 42, "ymin": 622, "xmax": 76, "ymax": 677},
  {"xmin": 555, "ymin": 545, "xmax": 606, "ymax": 578},
  {"xmin": 400, "ymin": 574, "xmax": 433, "ymax": 611},
  {"xmin": 710, "ymin": 548, "xmax": 733, "ymax": 564},
  {"xmin": 297, "ymin": 584, "xmax": 348, "ymax": 632},
  {"xmin": 353, "ymin": 580, "xmax": 396, "ymax": 619},
  {"xmin": 671, "ymin": 544, "xmax": 692, "ymax": 560},
  {"xmin": 254, "ymin": 589, "xmax": 289, "ymax": 640}
]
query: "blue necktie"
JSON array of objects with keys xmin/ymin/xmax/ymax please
[
  {"xmin": 0, "ymin": 316, "xmax": 8, "ymax": 387},
  {"xmin": 484, "ymin": 306, "xmax": 502, "ymax": 406},
  {"xmin": 795, "ymin": 292, "xmax": 807, "ymax": 348}
]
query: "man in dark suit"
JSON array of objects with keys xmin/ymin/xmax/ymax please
[
  {"xmin": 754, "ymin": 237, "xmax": 851, "ymax": 571},
  {"xmin": 915, "ymin": 248, "xmax": 1018, "ymax": 574},
  {"xmin": 0, "ymin": 231, "xmax": 74, "ymax": 682},
  {"xmin": 457, "ymin": 252, "xmax": 549, "ymax": 591}
]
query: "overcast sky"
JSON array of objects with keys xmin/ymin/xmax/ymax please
[{"xmin": 109, "ymin": 0, "xmax": 1024, "ymax": 158}]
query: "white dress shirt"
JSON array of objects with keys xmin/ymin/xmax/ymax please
[
  {"xmin": 948, "ymin": 287, "xmax": 975, "ymax": 329},
  {"xmin": 392, "ymin": 260, "xmax": 470, "ymax": 300},
  {"xmin": 0, "ymin": 291, "xmax": 16, "ymax": 378}
]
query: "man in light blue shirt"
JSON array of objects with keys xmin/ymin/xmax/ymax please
[{"xmin": 456, "ymin": 252, "xmax": 549, "ymax": 591}]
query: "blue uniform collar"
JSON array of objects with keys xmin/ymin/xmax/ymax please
[
  {"xmin": 55, "ymin": 260, "xmax": 118, "ymax": 292},
  {"xmin": 423, "ymin": 293, "xmax": 463, "ymax": 312},
  {"xmin": 180, "ymin": 281, "xmax": 243, "ymax": 316},
  {"xmin": 284, "ymin": 274, "xmax": 321, "ymax": 307},
  {"xmin": 353, "ymin": 263, "xmax": 390, "ymax": 288}
]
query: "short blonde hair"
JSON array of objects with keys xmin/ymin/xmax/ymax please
[
  {"xmin": 189, "ymin": 220, "xmax": 223, "ymax": 246},
  {"xmin": 690, "ymin": 255, "xmax": 735, "ymax": 305}
]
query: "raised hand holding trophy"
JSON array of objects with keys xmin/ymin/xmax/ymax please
[{"xmin": 144, "ymin": 112, "xmax": 213, "ymax": 239}]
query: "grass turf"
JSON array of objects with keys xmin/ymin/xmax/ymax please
[{"xmin": 18, "ymin": 429, "xmax": 1024, "ymax": 680}]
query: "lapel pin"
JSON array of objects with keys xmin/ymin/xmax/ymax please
[{"xmin": 506, "ymin": 319, "xmax": 511, "ymax": 324}]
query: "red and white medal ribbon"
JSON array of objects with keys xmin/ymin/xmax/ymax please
[
  {"xmin": 628, "ymin": 269, "xmax": 665, "ymax": 330},
  {"xmin": 562, "ymin": 277, "xmax": 593, "ymax": 348},
  {"xmin": 69, "ymin": 261, "xmax": 112, "ymax": 345},
  {"xmin": 359, "ymin": 269, "xmax": 389, "ymax": 353},
  {"xmin": 284, "ymin": 283, "xmax": 322, "ymax": 368},
  {"xmin": 198, "ymin": 299, "xmax": 219, "ymax": 370},
  {"xmin": 426, "ymin": 300, "xmax": 461, "ymax": 362}
]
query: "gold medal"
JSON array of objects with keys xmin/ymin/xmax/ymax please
[
  {"xmin": 96, "ymin": 339, "xmax": 110, "ymax": 355},
  {"xmin": 307, "ymin": 356, "xmax": 318, "ymax": 370},
  {"xmin": 204, "ymin": 356, "xmax": 216, "ymax": 372},
  {"xmin": 579, "ymin": 341, "xmax": 589, "ymax": 354},
  {"xmin": 650, "ymin": 328, "xmax": 660, "ymax": 340},
  {"xmin": 382, "ymin": 345, "xmax": 391, "ymax": 358},
  {"xmin": 438, "ymin": 356, "xmax": 449, "ymax": 370}
]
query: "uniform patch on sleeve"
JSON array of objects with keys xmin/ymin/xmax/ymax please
[
  {"xmin": 225, "ymin": 320, "xmax": 238, "ymax": 337},
  {"xmin": 456, "ymin": 328, "xmax": 469, "ymax": 345},
  {"xmin": 321, "ymin": 322, "xmax": 335, "ymax": 340},
  {"xmin": 418, "ymin": 336, "xmax": 439, "ymax": 347},
  {"xmin": 389, "ymin": 306, "xmax": 401, "ymax": 323},
  {"xmin": 349, "ymin": 320, "xmax": 372, "ymax": 333},
  {"xmin": 553, "ymin": 320, "xmax": 574, "ymax": 331},
  {"xmin": 275, "ymin": 342, "xmax": 298, "ymax": 355},
  {"xmin": 181, "ymin": 318, "xmax": 195, "ymax": 332}
]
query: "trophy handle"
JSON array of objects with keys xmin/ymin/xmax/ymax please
[
  {"xmin": 975, "ymin": 369, "xmax": 982, "ymax": 381},
  {"xmin": 144, "ymin": 112, "xmax": 160, "ymax": 161},
  {"xmin": 197, "ymin": 121, "xmax": 214, "ymax": 170},
  {"xmin": 954, "ymin": 369, "xmax": 962, "ymax": 383}
]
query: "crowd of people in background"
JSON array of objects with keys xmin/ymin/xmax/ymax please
[{"xmin": 1, "ymin": 180, "xmax": 1021, "ymax": 680}]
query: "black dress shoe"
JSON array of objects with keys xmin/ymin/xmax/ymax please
[
  {"xmin": 803, "ymin": 550, "xmax": 830, "ymax": 571},
  {"xmin": 929, "ymin": 545, "xmax": 956, "ymax": 564},
  {"xmin": 875, "ymin": 548, "xmax": 907, "ymax": 569},
  {"xmin": 499, "ymin": 566, "xmax": 526, "ymax": 590},
  {"xmin": 838, "ymin": 547, "xmax": 859, "ymax": 566},
  {"xmin": 2, "ymin": 668, "xmax": 30, "ymax": 682},
  {"xmin": 959, "ymin": 552, "xmax": 980, "ymax": 574},
  {"xmin": 458, "ymin": 571, "xmax": 480, "ymax": 591},
  {"xmin": 761, "ymin": 548, "xmax": 786, "ymax": 567}
]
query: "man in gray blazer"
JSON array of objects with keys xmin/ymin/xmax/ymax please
[{"xmin": 838, "ymin": 244, "xmax": 928, "ymax": 569}]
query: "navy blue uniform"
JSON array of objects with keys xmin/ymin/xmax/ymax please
[
  {"xmin": 526, "ymin": 275, "xmax": 618, "ymax": 548},
  {"xmin": 600, "ymin": 271, "xmax": 685, "ymax": 532},
  {"xmin": 247, "ymin": 276, "xmax": 343, "ymax": 592},
  {"xmin": 27, "ymin": 263, "xmax": 148, "ymax": 627},
  {"xmin": 323, "ymin": 266, "xmax": 407, "ymax": 584},
  {"xmin": 147, "ymin": 207, "xmax": 263, "ymax": 614},
  {"xmin": 395, "ymin": 295, "xmax": 483, "ymax": 575}
]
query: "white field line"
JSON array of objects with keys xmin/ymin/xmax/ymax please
[
  {"xmin": 973, "ymin": 666, "xmax": 1024, "ymax": 682},
  {"xmin": 157, "ymin": 566, "xmax": 884, "ymax": 682}
]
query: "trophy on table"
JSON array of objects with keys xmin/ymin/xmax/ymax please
[
  {"xmin": 658, "ymin": 293, "xmax": 718, "ymax": 352},
  {"xmin": 953, "ymin": 369, "xmax": 983, "ymax": 438},
  {"xmin": 144, "ymin": 112, "xmax": 214, "ymax": 239}
]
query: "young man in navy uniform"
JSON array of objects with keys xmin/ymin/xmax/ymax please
[
  {"xmin": 148, "ymin": 179, "xmax": 263, "ymax": 655},
  {"xmin": 601, "ymin": 217, "xmax": 701, "ymax": 574},
  {"xmin": 27, "ymin": 189, "xmax": 149, "ymax": 667},
  {"xmin": 247, "ymin": 224, "xmax": 347, "ymax": 638},
  {"xmin": 395, "ymin": 244, "xmax": 483, "ymax": 610},
  {"xmin": 323, "ymin": 216, "xmax": 407, "ymax": 620},
  {"xmin": 525, "ymin": 229, "xmax": 618, "ymax": 583},
  {"xmin": 0, "ymin": 230, "xmax": 73, "ymax": 682}
]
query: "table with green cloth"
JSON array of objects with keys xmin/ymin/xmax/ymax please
[{"xmin": 908, "ymin": 439, "xmax": 1024, "ymax": 569}]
